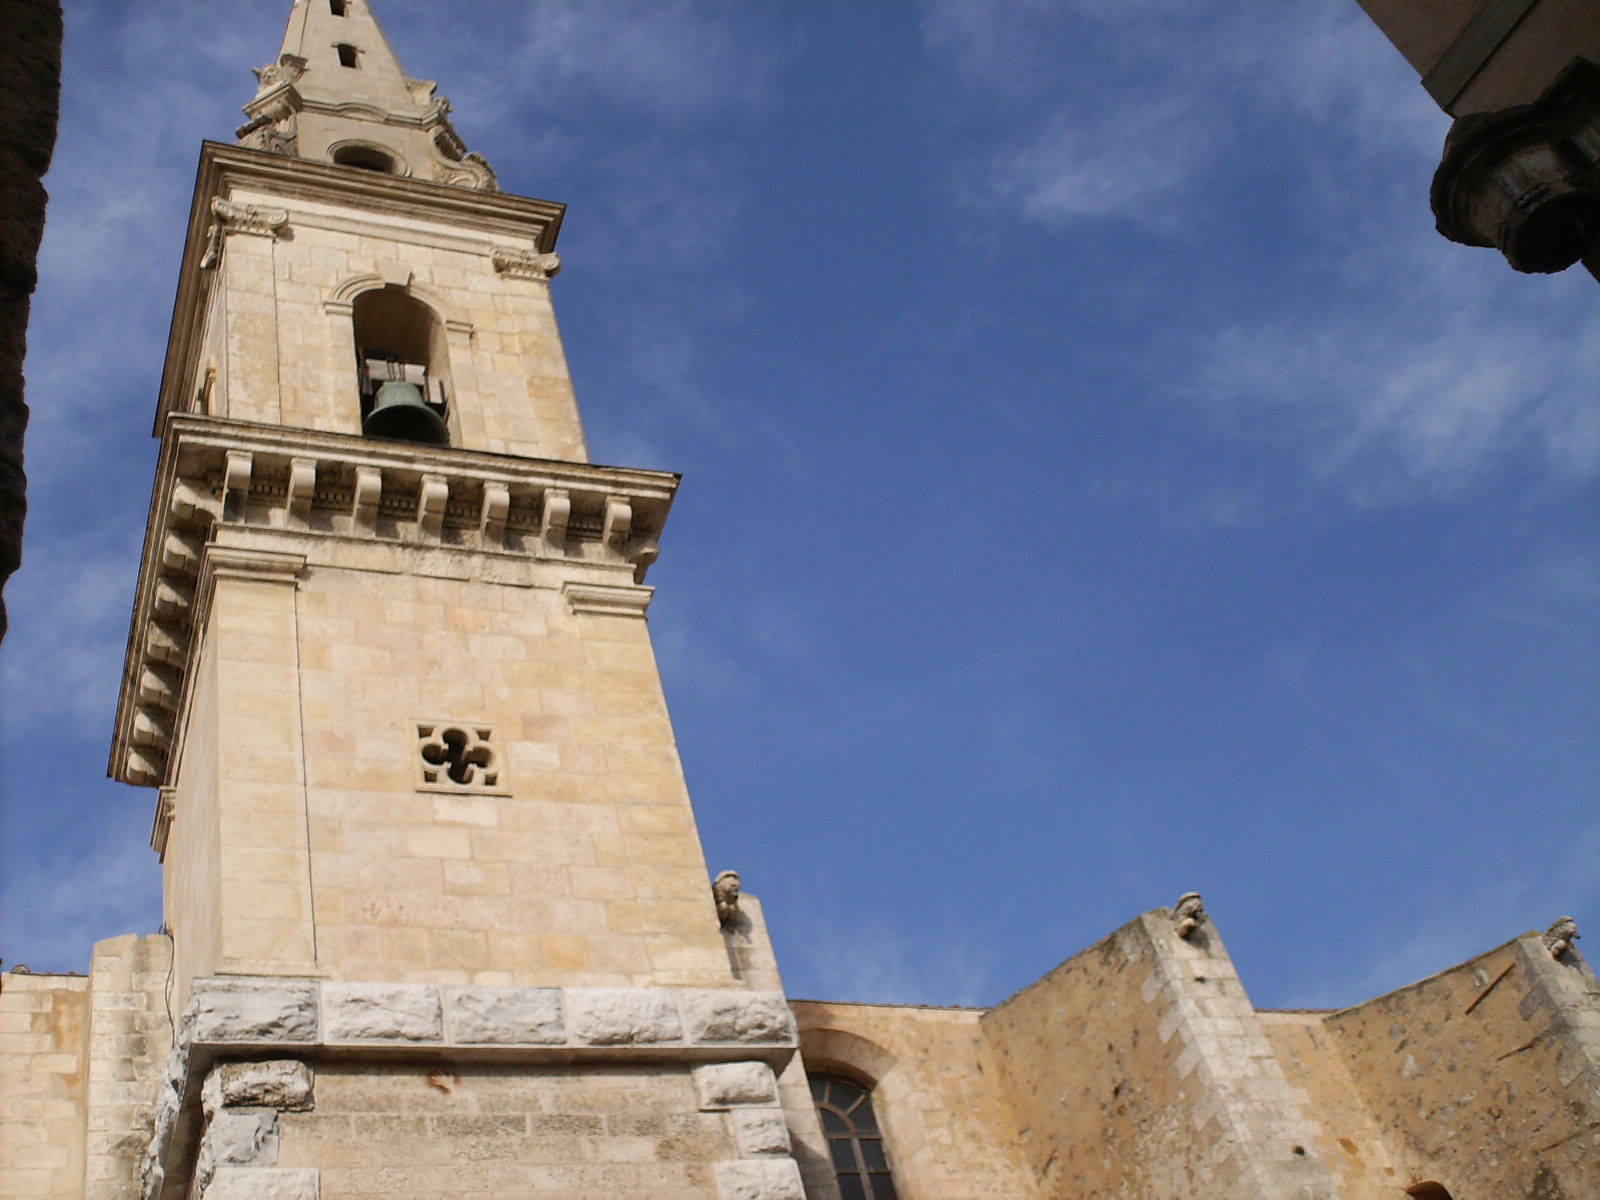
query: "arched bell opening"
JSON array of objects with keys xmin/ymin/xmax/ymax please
[
  {"xmin": 331, "ymin": 142, "xmax": 402, "ymax": 175},
  {"xmin": 351, "ymin": 286, "xmax": 452, "ymax": 446},
  {"xmin": 1406, "ymin": 1184, "xmax": 1455, "ymax": 1200}
]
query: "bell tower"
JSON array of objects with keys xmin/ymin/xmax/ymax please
[{"xmin": 111, "ymin": 9, "xmax": 820, "ymax": 1196}]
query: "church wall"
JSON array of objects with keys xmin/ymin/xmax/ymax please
[
  {"xmin": 1255, "ymin": 1012, "xmax": 1403, "ymax": 1199},
  {"xmin": 0, "ymin": 970, "xmax": 88, "ymax": 1200},
  {"xmin": 164, "ymin": 630, "xmax": 222, "ymax": 1009},
  {"xmin": 81, "ymin": 936, "xmax": 172, "ymax": 1200},
  {"xmin": 791, "ymin": 1000, "xmax": 1038, "ymax": 1200},
  {"xmin": 1325, "ymin": 934, "xmax": 1600, "ymax": 1200},
  {"xmin": 274, "ymin": 1061, "xmax": 736, "ymax": 1198},
  {"xmin": 210, "ymin": 185, "xmax": 588, "ymax": 463},
  {"xmin": 980, "ymin": 911, "xmax": 1334, "ymax": 1200}
]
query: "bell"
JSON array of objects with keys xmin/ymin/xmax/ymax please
[{"xmin": 363, "ymin": 380, "xmax": 450, "ymax": 445}]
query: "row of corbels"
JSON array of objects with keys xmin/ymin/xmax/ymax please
[{"xmin": 125, "ymin": 483, "xmax": 219, "ymax": 786}]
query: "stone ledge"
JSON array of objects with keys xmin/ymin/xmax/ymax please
[{"xmin": 183, "ymin": 978, "xmax": 797, "ymax": 1063}]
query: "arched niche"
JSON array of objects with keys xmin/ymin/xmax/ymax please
[
  {"xmin": 351, "ymin": 284, "xmax": 453, "ymax": 445},
  {"xmin": 329, "ymin": 140, "xmax": 408, "ymax": 176}
]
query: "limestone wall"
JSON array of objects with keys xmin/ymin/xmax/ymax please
[
  {"xmin": 206, "ymin": 182, "xmax": 588, "ymax": 463},
  {"xmin": 792, "ymin": 1000, "xmax": 1037, "ymax": 1200},
  {"xmin": 81, "ymin": 936, "xmax": 173, "ymax": 1200},
  {"xmin": 1256, "ymin": 1011, "xmax": 1403, "ymax": 1198},
  {"xmin": 160, "ymin": 526, "xmax": 733, "ymax": 997},
  {"xmin": 0, "ymin": 0, "xmax": 62, "ymax": 639},
  {"xmin": 981, "ymin": 912, "xmax": 1334, "ymax": 1200},
  {"xmin": 0, "ymin": 970, "xmax": 88, "ymax": 1200},
  {"xmin": 1325, "ymin": 933, "xmax": 1600, "ymax": 1199}
]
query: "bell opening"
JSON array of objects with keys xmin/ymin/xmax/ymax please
[{"xmin": 353, "ymin": 285, "xmax": 454, "ymax": 446}]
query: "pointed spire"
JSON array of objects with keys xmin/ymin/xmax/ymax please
[{"xmin": 238, "ymin": 0, "xmax": 497, "ymax": 191}]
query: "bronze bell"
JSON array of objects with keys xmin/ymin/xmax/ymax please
[{"xmin": 363, "ymin": 380, "xmax": 450, "ymax": 445}]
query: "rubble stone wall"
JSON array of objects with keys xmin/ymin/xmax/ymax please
[{"xmin": 1326, "ymin": 934, "xmax": 1600, "ymax": 1199}]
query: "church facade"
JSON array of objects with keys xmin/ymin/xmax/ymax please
[{"xmin": 3, "ymin": 4, "xmax": 1598, "ymax": 1198}]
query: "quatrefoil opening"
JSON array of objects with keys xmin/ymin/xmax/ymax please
[{"xmin": 415, "ymin": 722, "xmax": 503, "ymax": 793}]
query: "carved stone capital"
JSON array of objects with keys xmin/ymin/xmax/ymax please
[
  {"xmin": 201, "ymin": 199, "xmax": 290, "ymax": 269},
  {"xmin": 492, "ymin": 247, "xmax": 562, "ymax": 281},
  {"xmin": 563, "ymin": 581, "xmax": 654, "ymax": 618}
]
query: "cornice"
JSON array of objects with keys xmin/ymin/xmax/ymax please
[
  {"xmin": 109, "ymin": 417, "xmax": 675, "ymax": 789},
  {"xmin": 155, "ymin": 142, "xmax": 566, "ymax": 433}
]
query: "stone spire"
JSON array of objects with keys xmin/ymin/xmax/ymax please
[{"xmin": 237, "ymin": 0, "xmax": 497, "ymax": 190}]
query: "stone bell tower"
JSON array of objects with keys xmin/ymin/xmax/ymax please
[{"xmin": 106, "ymin": 3, "xmax": 820, "ymax": 1197}]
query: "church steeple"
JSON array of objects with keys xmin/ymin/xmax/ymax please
[{"xmin": 239, "ymin": 0, "xmax": 497, "ymax": 190}]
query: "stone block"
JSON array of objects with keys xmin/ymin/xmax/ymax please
[
  {"xmin": 219, "ymin": 1061, "xmax": 314, "ymax": 1111},
  {"xmin": 447, "ymin": 986, "xmax": 564, "ymax": 1045},
  {"xmin": 565, "ymin": 988, "xmax": 682, "ymax": 1045},
  {"xmin": 189, "ymin": 979, "xmax": 318, "ymax": 1045},
  {"xmin": 202, "ymin": 1167, "xmax": 320, "ymax": 1200},
  {"xmin": 680, "ymin": 991, "xmax": 795, "ymax": 1045},
  {"xmin": 716, "ymin": 1158, "xmax": 806, "ymax": 1200},
  {"xmin": 322, "ymin": 983, "xmax": 443, "ymax": 1043},
  {"xmin": 204, "ymin": 1111, "xmax": 279, "ymax": 1168},
  {"xmin": 730, "ymin": 1107, "xmax": 792, "ymax": 1157},
  {"xmin": 694, "ymin": 1062, "xmax": 778, "ymax": 1110}
]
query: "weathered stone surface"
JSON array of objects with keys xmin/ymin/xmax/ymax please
[
  {"xmin": 566, "ymin": 988, "xmax": 683, "ymax": 1045},
  {"xmin": 322, "ymin": 983, "xmax": 443, "ymax": 1043},
  {"xmin": 681, "ymin": 990, "xmax": 795, "ymax": 1045},
  {"xmin": 694, "ymin": 1061, "xmax": 779, "ymax": 1110},
  {"xmin": 220, "ymin": 1060, "xmax": 315, "ymax": 1111},
  {"xmin": 730, "ymin": 1107, "xmax": 792, "ymax": 1157},
  {"xmin": 204, "ymin": 1110, "xmax": 279, "ymax": 1168},
  {"xmin": 190, "ymin": 979, "xmax": 319, "ymax": 1045},
  {"xmin": 447, "ymin": 986, "xmax": 564, "ymax": 1044},
  {"xmin": 202, "ymin": 1167, "xmax": 320, "ymax": 1200},
  {"xmin": 715, "ymin": 1158, "xmax": 806, "ymax": 1200}
]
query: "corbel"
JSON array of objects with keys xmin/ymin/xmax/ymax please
[
  {"xmin": 540, "ymin": 488, "xmax": 570, "ymax": 551},
  {"xmin": 126, "ymin": 747, "xmax": 167, "ymax": 789},
  {"xmin": 153, "ymin": 578, "xmax": 194, "ymax": 619},
  {"xmin": 139, "ymin": 665, "xmax": 182, "ymax": 711},
  {"xmin": 224, "ymin": 451, "xmax": 253, "ymax": 519},
  {"xmin": 480, "ymin": 481, "xmax": 510, "ymax": 546},
  {"xmin": 353, "ymin": 466, "xmax": 382, "ymax": 529},
  {"xmin": 132, "ymin": 709, "xmax": 173, "ymax": 748},
  {"xmin": 602, "ymin": 496, "xmax": 632, "ymax": 551},
  {"xmin": 418, "ymin": 474, "xmax": 449, "ymax": 540},
  {"xmin": 287, "ymin": 458, "xmax": 318, "ymax": 523},
  {"xmin": 146, "ymin": 623, "xmax": 187, "ymax": 667},
  {"xmin": 171, "ymin": 480, "xmax": 218, "ymax": 523},
  {"xmin": 163, "ymin": 533, "xmax": 203, "ymax": 576},
  {"xmin": 491, "ymin": 247, "xmax": 562, "ymax": 282}
]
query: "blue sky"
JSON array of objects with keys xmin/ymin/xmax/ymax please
[{"xmin": 2, "ymin": 0, "xmax": 1595, "ymax": 1011}]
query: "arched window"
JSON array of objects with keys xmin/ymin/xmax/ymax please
[
  {"xmin": 330, "ymin": 0, "xmax": 348, "ymax": 15},
  {"xmin": 351, "ymin": 286, "xmax": 451, "ymax": 445},
  {"xmin": 336, "ymin": 43, "xmax": 359, "ymax": 68},
  {"xmin": 810, "ymin": 1075, "xmax": 900, "ymax": 1200},
  {"xmin": 1406, "ymin": 1186, "xmax": 1454, "ymax": 1200},
  {"xmin": 331, "ymin": 144, "xmax": 399, "ymax": 174}
]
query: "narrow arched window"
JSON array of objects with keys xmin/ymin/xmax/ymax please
[
  {"xmin": 1407, "ymin": 1186, "xmax": 1455, "ymax": 1200},
  {"xmin": 351, "ymin": 286, "xmax": 451, "ymax": 445},
  {"xmin": 336, "ymin": 43, "xmax": 359, "ymax": 68},
  {"xmin": 332, "ymin": 144, "xmax": 398, "ymax": 174},
  {"xmin": 810, "ymin": 1075, "xmax": 900, "ymax": 1200},
  {"xmin": 330, "ymin": 0, "xmax": 348, "ymax": 15}
]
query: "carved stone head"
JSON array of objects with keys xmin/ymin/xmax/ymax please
[
  {"xmin": 1172, "ymin": 892, "xmax": 1207, "ymax": 940},
  {"xmin": 1544, "ymin": 915, "xmax": 1580, "ymax": 958},
  {"xmin": 713, "ymin": 870, "xmax": 742, "ymax": 927}
]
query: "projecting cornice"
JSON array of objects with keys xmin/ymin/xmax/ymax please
[
  {"xmin": 156, "ymin": 142, "xmax": 566, "ymax": 433},
  {"xmin": 108, "ymin": 416, "xmax": 676, "ymax": 789}
]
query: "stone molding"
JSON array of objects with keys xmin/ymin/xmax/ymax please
[
  {"xmin": 563, "ymin": 580, "xmax": 655, "ymax": 618},
  {"xmin": 108, "ymin": 416, "xmax": 676, "ymax": 787}
]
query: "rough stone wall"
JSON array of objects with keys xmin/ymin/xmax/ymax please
[
  {"xmin": 980, "ymin": 911, "xmax": 1334, "ymax": 1200},
  {"xmin": 0, "ymin": 970, "xmax": 89, "ymax": 1199},
  {"xmin": 792, "ymin": 1000, "xmax": 1038, "ymax": 1200},
  {"xmin": 275, "ymin": 1062, "xmax": 734, "ymax": 1197},
  {"xmin": 1256, "ymin": 1011, "xmax": 1403, "ymax": 1198},
  {"xmin": 82, "ymin": 936, "xmax": 173, "ymax": 1200},
  {"xmin": 0, "ymin": 0, "xmax": 63, "ymax": 640},
  {"xmin": 1325, "ymin": 934, "xmax": 1600, "ymax": 1199}
]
